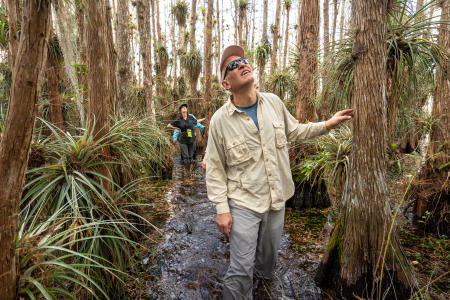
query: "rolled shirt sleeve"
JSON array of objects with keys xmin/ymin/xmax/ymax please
[{"xmin": 205, "ymin": 119, "xmax": 229, "ymax": 214}]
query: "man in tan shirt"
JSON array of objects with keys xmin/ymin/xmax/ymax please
[{"xmin": 206, "ymin": 45, "xmax": 353, "ymax": 299}]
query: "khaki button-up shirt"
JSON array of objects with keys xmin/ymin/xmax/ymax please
[{"xmin": 206, "ymin": 92, "xmax": 328, "ymax": 214}]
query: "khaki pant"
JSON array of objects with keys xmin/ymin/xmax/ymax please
[{"xmin": 222, "ymin": 200, "xmax": 285, "ymax": 300}]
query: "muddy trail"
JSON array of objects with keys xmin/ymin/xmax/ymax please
[{"xmin": 146, "ymin": 157, "xmax": 322, "ymax": 300}]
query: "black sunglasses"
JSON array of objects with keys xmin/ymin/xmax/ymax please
[{"xmin": 223, "ymin": 57, "xmax": 249, "ymax": 80}]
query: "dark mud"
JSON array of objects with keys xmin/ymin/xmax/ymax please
[{"xmin": 146, "ymin": 157, "xmax": 322, "ymax": 300}]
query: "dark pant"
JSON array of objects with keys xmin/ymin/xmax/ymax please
[{"xmin": 180, "ymin": 142, "xmax": 194, "ymax": 163}]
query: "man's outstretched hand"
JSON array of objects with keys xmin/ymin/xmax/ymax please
[
  {"xmin": 216, "ymin": 213, "xmax": 232, "ymax": 237},
  {"xmin": 325, "ymin": 109, "xmax": 354, "ymax": 130}
]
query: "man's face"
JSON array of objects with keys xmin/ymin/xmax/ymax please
[
  {"xmin": 221, "ymin": 56, "xmax": 254, "ymax": 91},
  {"xmin": 180, "ymin": 106, "xmax": 188, "ymax": 115}
]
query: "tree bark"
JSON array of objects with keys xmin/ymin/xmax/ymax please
[
  {"xmin": 323, "ymin": 0, "xmax": 330, "ymax": 60},
  {"xmin": 316, "ymin": 0, "xmax": 412, "ymax": 297},
  {"xmin": 270, "ymin": 0, "xmax": 282, "ymax": 74},
  {"xmin": 414, "ymin": 0, "xmax": 449, "ymax": 232},
  {"xmin": 339, "ymin": 0, "xmax": 346, "ymax": 42},
  {"xmin": 6, "ymin": 0, "xmax": 19, "ymax": 70},
  {"xmin": 47, "ymin": 54, "xmax": 64, "ymax": 130},
  {"xmin": 137, "ymin": 0, "xmax": 155, "ymax": 121},
  {"xmin": 262, "ymin": 0, "xmax": 268, "ymax": 42},
  {"xmin": 295, "ymin": 0, "xmax": 319, "ymax": 122},
  {"xmin": 106, "ymin": 4, "xmax": 119, "ymax": 115},
  {"xmin": 331, "ymin": 0, "xmax": 339, "ymax": 54},
  {"xmin": 0, "ymin": 2, "xmax": 50, "ymax": 299},
  {"xmin": 204, "ymin": 0, "xmax": 213, "ymax": 116},
  {"xmin": 76, "ymin": 6, "xmax": 88, "ymax": 126},
  {"xmin": 86, "ymin": 0, "xmax": 113, "ymax": 193},
  {"xmin": 216, "ymin": 0, "xmax": 221, "ymax": 79},
  {"xmin": 189, "ymin": 0, "xmax": 197, "ymax": 50},
  {"xmin": 282, "ymin": 2, "xmax": 291, "ymax": 69},
  {"xmin": 117, "ymin": 0, "xmax": 133, "ymax": 113},
  {"xmin": 171, "ymin": 9, "xmax": 177, "ymax": 89},
  {"xmin": 156, "ymin": 0, "xmax": 163, "ymax": 44}
]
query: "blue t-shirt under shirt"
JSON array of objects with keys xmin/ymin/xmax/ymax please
[{"xmin": 235, "ymin": 99, "xmax": 259, "ymax": 130}]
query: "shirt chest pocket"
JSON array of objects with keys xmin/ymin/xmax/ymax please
[
  {"xmin": 225, "ymin": 136, "xmax": 251, "ymax": 166},
  {"xmin": 273, "ymin": 122, "xmax": 287, "ymax": 148}
]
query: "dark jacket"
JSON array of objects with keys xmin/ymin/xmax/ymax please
[{"xmin": 170, "ymin": 115, "xmax": 197, "ymax": 144}]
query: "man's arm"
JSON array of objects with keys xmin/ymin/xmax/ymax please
[
  {"xmin": 206, "ymin": 119, "xmax": 232, "ymax": 236},
  {"xmin": 282, "ymin": 101, "xmax": 353, "ymax": 143}
]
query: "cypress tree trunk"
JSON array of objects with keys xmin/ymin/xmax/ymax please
[
  {"xmin": 339, "ymin": 0, "xmax": 346, "ymax": 42},
  {"xmin": 86, "ymin": 0, "xmax": 113, "ymax": 193},
  {"xmin": 316, "ymin": 0, "xmax": 413, "ymax": 298},
  {"xmin": 414, "ymin": 0, "xmax": 449, "ymax": 233},
  {"xmin": 282, "ymin": 2, "xmax": 291, "ymax": 69},
  {"xmin": 106, "ymin": 4, "xmax": 119, "ymax": 115},
  {"xmin": 0, "ymin": 2, "xmax": 50, "ymax": 299},
  {"xmin": 117, "ymin": 0, "xmax": 133, "ymax": 113},
  {"xmin": 47, "ymin": 53, "xmax": 64, "ymax": 130},
  {"xmin": 323, "ymin": 0, "xmax": 330, "ymax": 59},
  {"xmin": 137, "ymin": 0, "xmax": 156, "ymax": 121},
  {"xmin": 270, "ymin": 0, "xmax": 282, "ymax": 74},
  {"xmin": 331, "ymin": 0, "xmax": 339, "ymax": 54},
  {"xmin": 189, "ymin": 0, "xmax": 197, "ymax": 50},
  {"xmin": 262, "ymin": 0, "xmax": 268, "ymax": 42},
  {"xmin": 295, "ymin": 0, "xmax": 319, "ymax": 122},
  {"xmin": 156, "ymin": 0, "xmax": 163, "ymax": 44},
  {"xmin": 204, "ymin": 0, "xmax": 213, "ymax": 116},
  {"xmin": 6, "ymin": 0, "xmax": 19, "ymax": 70}
]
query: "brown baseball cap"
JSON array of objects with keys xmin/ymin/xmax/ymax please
[{"xmin": 220, "ymin": 45, "xmax": 245, "ymax": 80}]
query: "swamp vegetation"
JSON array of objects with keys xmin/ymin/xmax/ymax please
[{"xmin": 0, "ymin": 0, "xmax": 448, "ymax": 299}]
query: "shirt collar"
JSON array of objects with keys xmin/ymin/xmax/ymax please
[{"xmin": 226, "ymin": 91, "xmax": 264, "ymax": 116}]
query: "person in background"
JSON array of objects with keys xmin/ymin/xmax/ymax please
[
  {"xmin": 167, "ymin": 104, "xmax": 199, "ymax": 163},
  {"xmin": 173, "ymin": 114, "xmax": 205, "ymax": 160},
  {"xmin": 205, "ymin": 45, "xmax": 354, "ymax": 299}
]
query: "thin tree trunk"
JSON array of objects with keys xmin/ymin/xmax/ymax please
[
  {"xmin": 339, "ymin": 0, "xmax": 346, "ymax": 41},
  {"xmin": 137, "ymin": 0, "xmax": 155, "ymax": 121},
  {"xmin": 238, "ymin": 5, "xmax": 243, "ymax": 47},
  {"xmin": 216, "ymin": 0, "xmax": 221, "ymax": 79},
  {"xmin": 331, "ymin": 0, "xmax": 339, "ymax": 54},
  {"xmin": 117, "ymin": 0, "xmax": 133, "ymax": 113},
  {"xmin": 415, "ymin": 0, "xmax": 449, "ymax": 229},
  {"xmin": 156, "ymin": 0, "xmax": 162, "ymax": 44},
  {"xmin": 47, "ymin": 55, "xmax": 64, "ymax": 130},
  {"xmin": 204, "ymin": 0, "xmax": 213, "ymax": 115},
  {"xmin": 320, "ymin": 0, "xmax": 330, "ymax": 119},
  {"xmin": 190, "ymin": 0, "xmax": 197, "ymax": 50},
  {"xmin": 106, "ymin": 4, "xmax": 119, "ymax": 115},
  {"xmin": 316, "ymin": 0, "xmax": 412, "ymax": 297},
  {"xmin": 0, "ymin": 3, "xmax": 50, "ymax": 299},
  {"xmin": 6, "ymin": 0, "xmax": 19, "ymax": 69},
  {"xmin": 270, "ymin": 0, "xmax": 282, "ymax": 74},
  {"xmin": 262, "ymin": 0, "xmax": 268, "ymax": 42},
  {"xmin": 172, "ymin": 9, "xmax": 177, "ymax": 89},
  {"xmin": 283, "ymin": 3, "xmax": 291, "ymax": 68},
  {"xmin": 295, "ymin": 0, "xmax": 319, "ymax": 122},
  {"xmin": 150, "ymin": 0, "xmax": 157, "ymax": 45},
  {"xmin": 233, "ymin": 0, "xmax": 238, "ymax": 44},
  {"xmin": 323, "ymin": 0, "xmax": 330, "ymax": 59},
  {"xmin": 250, "ymin": 0, "xmax": 255, "ymax": 51}
]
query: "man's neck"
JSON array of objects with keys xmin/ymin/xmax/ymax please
[{"xmin": 231, "ymin": 86, "xmax": 257, "ymax": 107}]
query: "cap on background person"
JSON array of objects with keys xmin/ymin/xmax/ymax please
[
  {"xmin": 220, "ymin": 45, "xmax": 245, "ymax": 81},
  {"xmin": 178, "ymin": 103, "xmax": 188, "ymax": 111}
]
